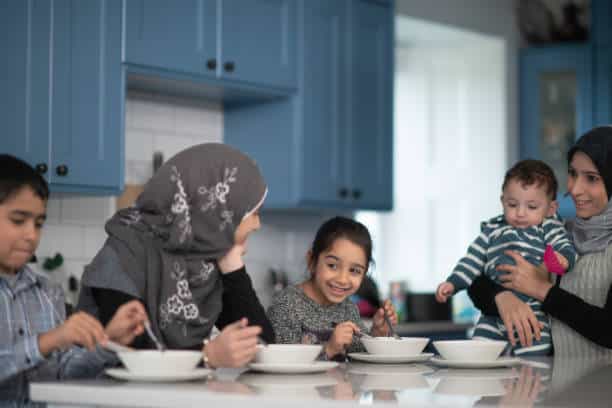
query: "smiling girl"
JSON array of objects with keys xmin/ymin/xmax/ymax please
[{"xmin": 267, "ymin": 216, "xmax": 397, "ymax": 360}]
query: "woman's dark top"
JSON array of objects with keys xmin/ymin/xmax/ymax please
[
  {"xmin": 468, "ymin": 275, "xmax": 612, "ymax": 348},
  {"xmin": 92, "ymin": 266, "xmax": 275, "ymax": 349}
]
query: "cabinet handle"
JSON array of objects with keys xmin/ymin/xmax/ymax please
[
  {"xmin": 338, "ymin": 188, "xmax": 348, "ymax": 199},
  {"xmin": 56, "ymin": 164, "xmax": 69, "ymax": 176},
  {"xmin": 352, "ymin": 189, "xmax": 362, "ymax": 200},
  {"xmin": 206, "ymin": 59, "xmax": 217, "ymax": 70},
  {"xmin": 223, "ymin": 61, "xmax": 235, "ymax": 73},
  {"xmin": 35, "ymin": 163, "xmax": 48, "ymax": 175}
]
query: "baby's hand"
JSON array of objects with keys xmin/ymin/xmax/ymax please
[
  {"xmin": 326, "ymin": 321, "xmax": 359, "ymax": 359},
  {"xmin": 436, "ymin": 282, "xmax": 455, "ymax": 303},
  {"xmin": 555, "ymin": 252, "xmax": 569, "ymax": 269},
  {"xmin": 371, "ymin": 300, "xmax": 397, "ymax": 336}
]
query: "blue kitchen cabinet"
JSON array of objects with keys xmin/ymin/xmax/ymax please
[
  {"xmin": 0, "ymin": 0, "xmax": 124, "ymax": 194},
  {"xmin": 595, "ymin": 46, "xmax": 612, "ymax": 125},
  {"xmin": 225, "ymin": 0, "xmax": 393, "ymax": 210},
  {"xmin": 124, "ymin": 0, "xmax": 296, "ymax": 90},
  {"xmin": 124, "ymin": 0, "xmax": 216, "ymax": 77},
  {"xmin": 520, "ymin": 44, "xmax": 593, "ymax": 218},
  {"xmin": 348, "ymin": 0, "xmax": 393, "ymax": 209},
  {"xmin": 1, "ymin": 0, "xmax": 51, "ymax": 174}
]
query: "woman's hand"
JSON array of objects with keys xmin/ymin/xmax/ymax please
[
  {"xmin": 326, "ymin": 321, "xmax": 360, "ymax": 358},
  {"xmin": 203, "ymin": 318, "xmax": 261, "ymax": 368},
  {"xmin": 436, "ymin": 282, "xmax": 455, "ymax": 303},
  {"xmin": 497, "ymin": 250, "xmax": 553, "ymax": 301},
  {"xmin": 105, "ymin": 300, "xmax": 148, "ymax": 346},
  {"xmin": 371, "ymin": 300, "xmax": 397, "ymax": 336},
  {"xmin": 218, "ymin": 244, "xmax": 246, "ymax": 274},
  {"xmin": 495, "ymin": 291, "xmax": 544, "ymax": 348},
  {"xmin": 498, "ymin": 366, "xmax": 542, "ymax": 408}
]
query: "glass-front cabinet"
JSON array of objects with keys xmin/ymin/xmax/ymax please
[{"xmin": 520, "ymin": 44, "xmax": 593, "ymax": 218}]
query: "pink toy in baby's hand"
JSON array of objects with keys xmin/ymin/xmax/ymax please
[{"xmin": 543, "ymin": 245, "xmax": 566, "ymax": 276}]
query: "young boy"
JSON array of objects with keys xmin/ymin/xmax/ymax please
[
  {"xmin": 0, "ymin": 154, "xmax": 147, "ymax": 387},
  {"xmin": 435, "ymin": 159, "xmax": 578, "ymax": 356}
]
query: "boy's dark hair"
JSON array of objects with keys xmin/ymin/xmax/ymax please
[
  {"xmin": 0, "ymin": 154, "xmax": 49, "ymax": 204},
  {"xmin": 307, "ymin": 216, "xmax": 373, "ymax": 272},
  {"xmin": 502, "ymin": 159, "xmax": 558, "ymax": 200}
]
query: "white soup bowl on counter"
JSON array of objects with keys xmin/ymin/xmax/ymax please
[
  {"xmin": 433, "ymin": 340, "xmax": 506, "ymax": 361},
  {"xmin": 117, "ymin": 350, "xmax": 202, "ymax": 374},
  {"xmin": 361, "ymin": 337, "xmax": 429, "ymax": 356},
  {"xmin": 254, "ymin": 344, "xmax": 322, "ymax": 365}
]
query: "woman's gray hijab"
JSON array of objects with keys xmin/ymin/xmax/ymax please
[
  {"xmin": 566, "ymin": 126, "xmax": 612, "ymax": 255},
  {"xmin": 104, "ymin": 143, "xmax": 267, "ymax": 349}
]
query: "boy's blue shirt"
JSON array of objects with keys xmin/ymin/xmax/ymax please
[{"xmin": 0, "ymin": 265, "xmax": 117, "ymax": 386}]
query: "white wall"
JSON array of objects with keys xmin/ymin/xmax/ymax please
[
  {"xmin": 36, "ymin": 91, "xmax": 324, "ymax": 307},
  {"xmin": 395, "ymin": 0, "xmax": 520, "ymax": 164}
]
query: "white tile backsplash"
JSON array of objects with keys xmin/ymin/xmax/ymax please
[{"xmin": 40, "ymin": 90, "xmax": 338, "ymax": 309}]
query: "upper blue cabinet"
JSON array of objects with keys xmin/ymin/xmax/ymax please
[
  {"xmin": 124, "ymin": 0, "xmax": 297, "ymax": 90},
  {"xmin": 1, "ymin": 0, "xmax": 124, "ymax": 194},
  {"xmin": 225, "ymin": 0, "xmax": 394, "ymax": 210}
]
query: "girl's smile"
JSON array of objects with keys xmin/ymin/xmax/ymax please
[{"xmin": 303, "ymin": 238, "xmax": 367, "ymax": 306}]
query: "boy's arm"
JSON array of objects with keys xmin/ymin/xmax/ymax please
[
  {"xmin": 447, "ymin": 232, "xmax": 489, "ymax": 292},
  {"xmin": 0, "ymin": 332, "xmax": 48, "ymax": 382}
]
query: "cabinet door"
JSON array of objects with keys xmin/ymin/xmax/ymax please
[
  {"xmin": 520, "ymin": 45, "xmax": 593, "ymax": 218},
  {"xmin": 220, "ymin": 0, "xmax": 296, "ymax": 89},
  {"xmin": 124, "ymin": 0, "xmax": 217, "ymax": 77},
  {"xmin": 0, "ymin": 0, "xmax": 51, "ymax": 176},
  {"xmin": 50, "ymin": 0, "xmax": 124, "ymax": 192},
  {"xmin": 348, "ymin": 0, "xmax": 393, "ymax": 210},
  {"xmin": 300, "ymin": 0, "xmax": 348, "ymax": 206},
  {"xmin": 595, "ymin": 46, "xmax": 612, "ymax": 125}
]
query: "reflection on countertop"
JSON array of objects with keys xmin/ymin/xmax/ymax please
[{"xmin": 23, "ymin": 356, "xmax": 612, "ymax": 407}]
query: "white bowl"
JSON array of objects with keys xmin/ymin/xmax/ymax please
[
  {"xmin": 254, "ymin": 344, "xmax": 322, "ymax": 365},
  {"xmin": 117, "ymin": 350, "xmax": 202, "ymax": 374},
  {"xmin": 361, "ymin": 337, "xmax": 429, "ymax": 356},
  {"xmin": 433, "ymin": 340, "xmax": 506, "ymax": 362}
]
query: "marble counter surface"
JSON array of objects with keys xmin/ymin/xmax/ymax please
[{"xmin": 24, "ymin": 356, "xmax": 612, "ymax": 407}]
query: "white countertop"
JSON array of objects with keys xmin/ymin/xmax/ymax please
[{"xmin": 26, "ymin": 356, "xmax": 612, "ymax": 407}]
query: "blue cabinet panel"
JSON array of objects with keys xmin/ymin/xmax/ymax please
[
  {"xmin": 592, "ymin": 0, "xmax": 612, "ymax": 47},
  {"xmin": 225, "ymin": 0, "xmax": 393, "ymax": 210},
  {"xmin": 124, "ymin": 0, "xmax": 217, "ymax": 77},
  {"xmin": 300, "ymin": 0, "xmax": 347, "ymax": 205},
  {"xmin": 51, "ymin": 0, "xmax": 124, "ymax": 191},
  {"xmin": 124, "ymin": 0, "xmax": 296, "ymax": 90},
  {"xmin": 221, "ymin": 0, "xmax": 296, "ymax": 89},
  {"xmin": 349, "ymin": 0, "xmax": 393, "ymax": 210},
  {"xmin": 520, "ymin": 45, "xmax": 593, "ymax": 218},
  {"xmin": 595, "ymin": 46, "xmax": 612, "ymax": 125},
  {"xmin": 1, "ymin": 0, "xmax": 124, "ymax": 194},
  {"xmin": 1, "ymin": 0, "xmax": 51, "ymax": 174}
]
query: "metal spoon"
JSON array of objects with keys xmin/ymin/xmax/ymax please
[
  {"xmin": 144, "ymin": 321, "xmax": 166, "ymax": 351},
  {"xmin": 103, "ymin": 340, "xmax": 132, "ymax": 353},
  {"xmin": 384, "ymin": 313, "xmax": 401, "ymax": 340}
]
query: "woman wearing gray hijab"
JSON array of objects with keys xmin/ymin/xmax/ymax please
[
  {"xmin": 468, "ymin": 126, "xmax": 612, "ymax": 358},
  {"xmin": 77, "ymin": 143, "xmax": 272, "ymax": 368}
]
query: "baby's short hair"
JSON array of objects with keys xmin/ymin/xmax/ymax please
[
  {"xmin": 502, "ymin": 159, "xmax": 558, "ymax": 200},
  {"xmin": 0, "ymin": 154, "xmax": 49, "ymax": 204}
]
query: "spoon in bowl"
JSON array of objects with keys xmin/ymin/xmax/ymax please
[
  {"xmin": 383, "ymin": 313, "xmax": 401, "ymax": 340},
  {"xmin": 144, "ymin": 321, "xmax": 166, "ymax": 351}
]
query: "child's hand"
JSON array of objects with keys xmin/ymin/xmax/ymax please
[
  {"xmin": 48, "ymin": 312, "xmax": 108, "ymax": 353},
  {"xmin": 326, "ymin": 321, "xmax": 359, "ymax": 358},
  {"xmin": 436, "ymin": 282, "xmax": 455, "ymax": 303},
  {"xmin": 371, "ymin": 300, "xmax": 397, "ymax": 336},
  {"xmin": 105, "ymin": 300, "xmax": 148, "ymax": 346}
]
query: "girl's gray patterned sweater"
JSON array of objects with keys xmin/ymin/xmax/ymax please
[{"xmin": 267, "ymin": 285, "xmax": 366, "ymax": 354}]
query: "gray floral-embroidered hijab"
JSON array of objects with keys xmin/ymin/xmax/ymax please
[{"xmin": 105, "ymin": 143, "xmax": 267, "ymax": 349}]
